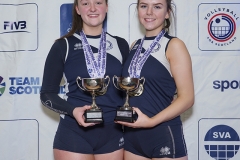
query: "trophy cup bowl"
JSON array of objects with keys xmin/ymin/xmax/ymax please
[
  {"xmin": 113, "ymin": 76, "xmax": 145, "ymax": 123},
  {"xmin": 76, "ymin": 75, "xmax": 110, "ymax": 123}
]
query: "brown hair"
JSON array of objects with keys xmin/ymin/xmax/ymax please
[
  {"xmin": 59, "ymin": 0, "xmax": 108, "ymax": 40},
  {"xmin": 137, "ymin": 0, "xmax": 173, "ymax": 32}
]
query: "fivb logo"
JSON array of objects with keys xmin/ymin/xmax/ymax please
[
  {"xmin": 0, "ymin": 3, "xmax": 38, "ymax": 52},
  {"xmin": 199, "ymin": 119, "xmax": 240, "ymax": 160},
  {"xmin": 198, "ymin": 3, "xmax": 240, "ymax": 51},
  {"xmin": 4, "ymin": 21, "xmax": 27, "ymax": 32},
  {"xmin": 60, "ymin": 3, "xmax": 107, "ymax": 37}
]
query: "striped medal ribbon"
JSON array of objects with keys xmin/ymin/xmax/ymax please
[
  {"xmin": 128, "ymin": 30, "xmax": 166, "ymax": 78},
  {"xmin": 80, "ymin": 30, "xmax": 107, "ymax": 78}
]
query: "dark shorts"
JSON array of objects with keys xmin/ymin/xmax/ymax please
[
  {"xmin": 53, "ymin": 115, "xmax": 124, "ymax": 154},
  {"xmin": 124, "ymin": 124, "xmax": 187, "ymax": 158}
]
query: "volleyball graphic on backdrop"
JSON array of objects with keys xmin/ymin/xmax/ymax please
[
  {"xmin": 204, "ymin": 125, "xmax": 240, "ymax": 160},
  {"xmin": 208, "ymin": 13, "xmax": 236, "ymax": 42}
]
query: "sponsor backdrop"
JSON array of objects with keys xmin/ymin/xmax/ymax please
[{"xmin": 0, "ymin": 0, "xmax": 239, "ymax": 159}]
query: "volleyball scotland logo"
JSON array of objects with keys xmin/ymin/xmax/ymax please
[
  {"xmin": 208, "ymin": 14, "xmax": 236, "ymax": 42},
  {"xmin": 0, "ymin": 76, "xmax": 6, "ymax": 96},
  {"xmin": 204, "ymin": 125, "xmax": 240, "ymax": 160},
  {"xmin": 198, "ymin": 3, "xmax": 240, "ymax": 51}
]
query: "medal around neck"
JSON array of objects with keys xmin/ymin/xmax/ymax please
[
  {"xmin": 113, "ymin": 75, "xmax": 145, "ymax": 123},
  {"xmin": 128, "ymin": 29, "xmax": 166, "ymax": 78},
  {"xmin": 76, "ymin": 76, "xmax": 110, "ymax": 123}
]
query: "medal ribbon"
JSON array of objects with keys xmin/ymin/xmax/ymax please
[
  {"xmin": 80, "ymin": 30, "xmax": 106, "ymax": 78},
  {"xmin": 128, "ymin": 30, "xmax": 166, "ymax": 78}
]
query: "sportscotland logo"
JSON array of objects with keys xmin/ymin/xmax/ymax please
[
  {"xmin": 198, "ymin": 3, "xmax": 240, "ymax": 51},
  {"xmin": 213, "ymin": 79, "xmax": 240, "ymax": 92},
  {"xmin": 0, "ymin": 76, "xmax": 6, "ymax": 96},
  {"xmin": 199, "ymin": 119, "xmax": 240, "ymax": 160}
]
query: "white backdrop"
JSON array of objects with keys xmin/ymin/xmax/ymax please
[{"xmin": 0, "ymin": 0, "xmax": 240, "ymax": 160}]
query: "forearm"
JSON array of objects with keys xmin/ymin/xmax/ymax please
[
  {"xmin": 151, "ymin": 95, "xmax": 194, "ymax": 126},
  {"xmin": 40, "ymin": 93, "xmax": 76, "ymax": 117}
]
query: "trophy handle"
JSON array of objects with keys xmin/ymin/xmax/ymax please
[
  {"xmin": 76, "ymin": 76, "xmax": 85, "ymax": 91},
  {"xmin": 104, "ymin": 75, "xmax": 110, "ymax": 88},
  {"xmin": 112, "ymin": 75, "xmax": 120, "ymax": 90},
  {"xmin": 140, "ymin": 77, "xmax": 145, "ymax": 85}
]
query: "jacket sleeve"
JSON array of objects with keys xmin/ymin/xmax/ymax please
[{"xmin": 40, "ymin": 39, "xmax": 76, "ymax": 117}]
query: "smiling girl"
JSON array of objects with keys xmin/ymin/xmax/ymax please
[
  {"xmin": 40, "ymin": 0, "xmax": 129, "ymax": 159},
  {"xmin": 116, "ymin": 0, "xmax": 194, "ymax": 159}
]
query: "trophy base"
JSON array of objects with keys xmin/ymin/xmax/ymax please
[
  {"xmin": 114, "ymin": 109, "xmax": 137, "ymax": 123},
  {"xmin": 84, "ymin": 109, "xmax": 103, "ymax": 123}
]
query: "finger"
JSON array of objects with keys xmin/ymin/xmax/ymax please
[
  {"xmin": 116, "ymin": 121, "xmax": 134, "ymax": 127},
  {"xmin": 78, "ymin": 121, "xmax": 84, "ymax": 126},
  {"xmin": 84, "ymin": 105, "xmax": 92, "ymax": 110},
  {"xmin": 82, "ymin": 122, "xmax": 96, "ymax": 127},
  {"xmin": 132, "ymin": 107, "xmax": 141, "ymax": 114}
]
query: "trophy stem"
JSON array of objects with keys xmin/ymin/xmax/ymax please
[
  {"xmin": 123, "ymin": 90, "xmax": 130, "ymax": 108},
  {"xmin": 91, "ymin": 91, "xmax": 98, "ymax": 109}
]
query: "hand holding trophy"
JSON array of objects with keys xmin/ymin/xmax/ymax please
[
  {"xmin": 76, "ymin": 76, "xmax": 110, "ymax": 123},
  {"xmin": 113, "ymin": 76, "xmax": 145, "ymax": 123}
]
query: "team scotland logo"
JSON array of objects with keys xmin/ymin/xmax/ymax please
[
  {"xmin": 0, "ymin": 76, "xmax": 6, "ymax": 96},
  {"xmin": 198, "ymin": 3, "xmax": 240, "ymax": 51}
]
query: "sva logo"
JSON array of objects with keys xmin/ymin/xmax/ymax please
[
  {"xmin": 213, "ymin": 132, "xmax": 231, "ymax": 139},
  {"xmin": 204, "ymin": 125, "xmax": 240, "ymax": 160}
]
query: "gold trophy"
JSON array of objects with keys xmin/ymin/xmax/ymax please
[
  {"xmin": 113, "ymin": 76, "xmax": 145, "ymax": 123},
  {"xmin": 76, "ymin": 76, "xmax": 110, "ymax": 123}
]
